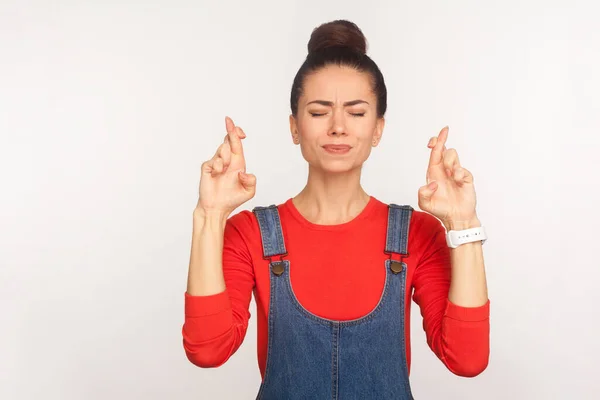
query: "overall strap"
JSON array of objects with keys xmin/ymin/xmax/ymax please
[
  {"xmin": 252, "ymin": 205, "xmax": 288, "ymax": 259},
  {"xmin": 385, "ymin": 204, "xmax": 414, "ymax": 257}
]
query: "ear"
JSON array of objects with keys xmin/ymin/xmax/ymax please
[
  {"xmin": 289, "ymin": 114, "xmax": 299, "ymax": 144},
  {"xmin": 372, "ymin": 117, "xmax": 385, "ymax": 146}
]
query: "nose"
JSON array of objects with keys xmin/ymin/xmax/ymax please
[{"xmin": 328, "ymin": 108, "xmax": 346, "ymax": 136}]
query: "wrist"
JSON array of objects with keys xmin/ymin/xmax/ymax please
[
  {"xmin": 443, "ymin": 217, "xmax": 481, "ymax": 231},
  {"xmin": 193, "ymin": 207, "xmax": 230, "ymax": 224}
]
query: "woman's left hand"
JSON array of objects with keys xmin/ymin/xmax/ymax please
[{"xmin": 417, "ymin": 126, "xmax": 480, "ymax": 230}]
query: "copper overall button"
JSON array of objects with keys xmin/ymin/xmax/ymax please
[
  {"xmin": 390, "ymin": 261, "xmax": 403, "ymax": 274},
  {"xmin": 271, "ymin": 262, "xmax": 285, "ymax": 276}
]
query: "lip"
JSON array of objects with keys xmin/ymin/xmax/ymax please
[{"xmin": 322, "ymin": 144, "xmax": 352, "ymax": 154}]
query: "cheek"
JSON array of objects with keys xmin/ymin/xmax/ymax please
[
  {"xmin": 351, "ymin": 117, "xmax": 379, "ymax": 140},
  {"xmin": 298, "ymin": 118, "xmax": 326, "ymax": 140}
]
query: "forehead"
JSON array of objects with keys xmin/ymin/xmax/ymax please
[{"xmin": 301, "ymin": 65, "xmax": 374, "ymax": 103}]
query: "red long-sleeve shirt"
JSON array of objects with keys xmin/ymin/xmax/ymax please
[{"xmin": 182, "ymin": 196, "xmax": 490, "ymax": 378}]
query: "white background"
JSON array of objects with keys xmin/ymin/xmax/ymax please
[{"xmin": 1, "ymin": 0, "xmax": 599, "ymax": 399}]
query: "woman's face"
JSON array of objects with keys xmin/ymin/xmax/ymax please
[{"xmin": 290, "ymin": 64, "xmax": 384, "ymax": 174}]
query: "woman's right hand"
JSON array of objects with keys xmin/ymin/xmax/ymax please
[{"xmin": 196, "ymin": 117, "xmax": 257, "ymax": 216}]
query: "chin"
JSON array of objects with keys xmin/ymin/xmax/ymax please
[{"xmin": 316, "ymin": 160, "xmax": 360, "ymax": 174}]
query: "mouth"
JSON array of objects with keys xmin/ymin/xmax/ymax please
[{"xmin": 322, "ymin": 144, "xmax": 352, "ymax": 154}]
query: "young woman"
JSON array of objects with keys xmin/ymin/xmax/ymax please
[{"xmin": 183, "ymin": 19, "xmax": 490, "ymax": 400}]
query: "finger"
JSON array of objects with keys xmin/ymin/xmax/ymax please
[
  {"xmin": 453, "ymin": 167, "xmax": 464, "ymax": 185},
  {"xmin": 417, "ymin": 181, "xmax": 439, "ymax": 209},
  {"xmin": 443, "ymin": 148, "xmax": 460, "ymax": 172},
  {"xmin": 211, "ymin": 158, "xmax": 224, "ymax": 177},
  {"xmin": 238, "ymin": 171, "xmax": 257, "ymax": 192},
  {"xmin": 224, "ymin": 116, "xmax": 245, "ymax": 140},
  {"xmin": 220, "ymin": 142, "xmax": 232, "ymax": 170},
  {"xmin": 213, "ymin": 139, "xmax": 228, "ymax": 158},
  {"xmin": 224, "ymin": 119, "xmax": 242, "ymax": 155},
  {"xmin": 426, "ymin": 136, "xmax": 446, "ymax": 183},
  {"xmin": 225, "ymin": 116, "xmax": 235, "ymax": 134},
  {"xmin": 456, "ymin": 167, "xmax": 474, "ymax": 184},
  {"xmin": 229, "ymin": 125, "xmax": 245, "ymax": 155},
  {"xmin": 428, "ymin": 126, "xmax": 449, "ymax": 167},
  {"xmin": 428, "ymin": 137, "xmax": 447, "ymax": 152},
  {"xmin": 201, "ymin": 160, "xmax": 213, "ymax": 176}
]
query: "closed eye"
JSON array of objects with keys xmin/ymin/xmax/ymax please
[{"xmin": 309, "ymin": 112, "xmax": 365, "ymax": 117}]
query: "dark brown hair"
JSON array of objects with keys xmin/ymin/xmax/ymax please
[{"xmin": 290, "ymin": 20, "xmax": 387, "ymax": 117}]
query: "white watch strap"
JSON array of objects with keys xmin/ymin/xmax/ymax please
[{"xmin": 446, "ymin": 226, "xmax": 487, "ymax": 248}]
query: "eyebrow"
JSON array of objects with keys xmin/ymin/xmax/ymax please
[{"xmin": 306, "ymin": 99, "xmax": 369, "ymax": 107}]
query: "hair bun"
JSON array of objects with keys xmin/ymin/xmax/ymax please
[{"xmin": 307, "ymin": 20, "xmax": 367, "ymax": 55}]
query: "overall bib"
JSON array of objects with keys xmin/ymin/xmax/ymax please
[{"xmin": 252, "ymin": 203, "xmax": 415, "ymax": 400}]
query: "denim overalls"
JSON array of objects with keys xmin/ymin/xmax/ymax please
[{"xmin": 252, "ymin": 203, "xmax": 415, "ymax": 400}]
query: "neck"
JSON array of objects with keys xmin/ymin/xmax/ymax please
[{"xmin": 292, "ymin": 165, "xmax": 370, "ymax": 225}]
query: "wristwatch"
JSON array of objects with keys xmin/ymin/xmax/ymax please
[{"xmin": 446, "ymin": 226, "xmax": 487, "ymax": 248}]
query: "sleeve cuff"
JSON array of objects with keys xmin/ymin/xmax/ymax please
[
  {"xmin": 185, "ymin": 290, "xmax": 231, "ymax": 318},
  {"xmin": 445, "ymin": 298, "xmax": 490, "ymax": 322}
]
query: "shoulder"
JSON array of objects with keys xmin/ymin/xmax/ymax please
[
  {"xmin": 408, "ymin": 209, "xmax": 446, "ymax": 243},
  {"xmin": 410, "ymin": 209, "xmax": 445, "ymax": 233},
  {"xmin": 407, "ymin": 210, "xmax": 448, "ymax": 264},
  {"xmin": 379, "ymin": 199, "xmax": 443, "ymax": 231},
  {"xmin": 380, "ymin": 199, "xmax": 446, "ymax": 247},
  {"xmin": 225, "ymin": 202, "xmax": 289, "ymax": 258},
  {"xmin": 226, "ymin": 209, "xmax": 257, "ymax": 237},
  {"xmin": 225, "ymin": 200, "xmax": 288, "ymax": 239},
  {"xmin": 222, "ymin": 209, "xmax": 262, "ymax": 260}
]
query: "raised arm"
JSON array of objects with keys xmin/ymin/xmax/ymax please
[{"xmin": 182, "ymin": 117, "xmax": 257, "ymax": 367}]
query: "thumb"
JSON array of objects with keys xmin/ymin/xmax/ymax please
[
  {"xmin": 238, "ymin": 171, "xmax": 257, "ymax": 192},
  {"xmin": 418, "ymin": 181, "xmax": 438, "ymax": 204}
]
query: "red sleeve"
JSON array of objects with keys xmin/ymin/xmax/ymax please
[
  {"xmin": 181, "ymin": 211, "xmax": 255, "ymax": 368},
  {"xmin": 411, "ymin": 212, "xmax": 490, "ymax": 377}
]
